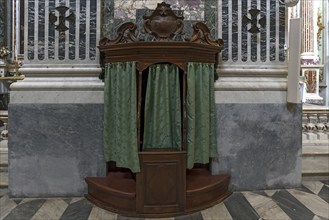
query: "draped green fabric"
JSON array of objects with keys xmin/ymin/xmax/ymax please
[
  {"xmin": 103, "ymin": 62, "xmax": 140, "ymax": 173},
  {"xmin": 186, "ymin": 62, "xmax": 218, "ymax": 169},
  {"xmin": 103, "ymin": 62, "xmax": 217, "ymax": 172},
  {"xmin": 143, "ymin": 64, "xmax": 182, "ymax": 150}
]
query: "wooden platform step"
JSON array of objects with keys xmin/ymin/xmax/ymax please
[
  {"xmin": 85, "ymin": 170, "xmax": 231, "ymax": 217},
  {"xmin": 186, "ymin": 171, "xmax": 231, "ymax": 211},
  {"xmin": 85, "ymin": 171, "xmax": 136, "ymax": 213}
]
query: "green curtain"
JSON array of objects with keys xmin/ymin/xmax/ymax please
[
  {"xmin": 186, "ymin": 62, "xmax": 218, "ymax": 169},
  {"xmin": 103, "ymin": 62, "xmax": 140, "ymax": 173},
  {"xmin": 143, "ymin": 64, "xmax": 182, "ymax": 150}
]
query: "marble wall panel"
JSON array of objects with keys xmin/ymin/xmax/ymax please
[
  {"xmin": 102, "ymin": 0, "xmax": 287, "ymax": 64},
  {"xmin": 8, "ymin": 101, "xmax": 302, "ymax": 196},
  {"xmin": 8, "ymin": 104, "xmax": 106, "ymax": 197},
  {"xmin": 0, "ymin": 0, "xmax": 6, "ymax": 47},
  {"xmin": 212, "ymin": 103, "xmax": 302, "ymax": 191},
  {"xmin": 102, "ymin": 0, "xmax": 217, "ymax": 40},
  {"xmin": 27, "ymin": 0, "xmax": 35, "ymax": 60}
]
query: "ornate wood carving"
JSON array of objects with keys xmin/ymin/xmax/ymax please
[
  {"xmin": 187, "ymin": 22, "xmax": 224, "ymax": 49},
  {"xmin": 99, "ymin": 2, "xmax": 222, "ymax": 48},
  {"xmin": 143, "ymin": 2, "xmax": 184, "ymax": 41},
  {"xmin": 99, "ymin": 22, "xmax": 139, "ymax": 46}
]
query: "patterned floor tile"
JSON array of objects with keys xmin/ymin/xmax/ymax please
[
  {"xmin": 0, "ymin": 188, "xmax": 8, "ymax": 198},
  {"xmin": 19, "ymin": 198, "xmax": 41, "ymax": 205},
  {"xmin": 59, "ymin": 199, "xmax": 93, "ymax": 220},
  {"xmin": 0, "ymin": 195, "xmax": 17, "ymax": 220},
  {"xmin": 62, "ymin": 198, "xmax": 72, "ymax": 205},
  {"xmin": 251, "ymin": 191, "xmax": 269, "ymax": 197},
  {"xmin": 117, "ymin": 215, "xmax": 144, "ymax": 220},
  {"xmin": 201, "ymin": 202, "xmax": 233, "ymax": 220},
  {"xmin": 11, "ymin": 198, "xmax": 22, "ymax": 204},
  {"xmin": 88, "ymin": 206, "xmax": 117, "ymax": 220},
  {"xmin": 300, "ymin": 184, "xmax": 319, "ymax": 195},
  {"xmin": 271, "ymin": 190, "xmax": 315, "ymax": 220},
  {"xmin": 31, "ymin": 198, "xmax": 68, "ymax": 220},
  {"xmin": 224, "ymin": 192, "xmax": 260, "ymax": 220},
  {"xmin": 243, "ymin": 191, "xmax": 291, "ymax": 220},
  {"xmin": 175, "ymin": 212, "xmax": 203, "ymax": 220},
  {"xmin": 1, "ymin": 180, "xmax": 329, "ymax": 220},
  {"xmin": 287, "ymin": 189, "xmax": 329, "ymax": 219},
  {"xmin": 70, "ymin": 197, "xmax": 84, "ymax": 204},
  {"xmin": 264, "ymin": 189, "xmax": 279, "ymax": 197},
  {"xmin": 313, "ymin": 215, "xmax": 328, "ymax": 220},
  {"xmin": 320, "ymin": 179, "xmax": 329, "ymax": 186},
  {"xmin": 317, "ymin": 184, "xmax": 329, "ymax": 204},
  {"xmin": 303, "ymin": 181, "xmax": 325, "ymax": 195},
  {"xmin": 3, "ymin": 199, "xmax": 46, "ymax": 220}
]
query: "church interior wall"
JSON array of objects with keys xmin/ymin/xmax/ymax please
[{"xmin": 4, "ymin": 0, "xmax": 306, "ymax": 196}]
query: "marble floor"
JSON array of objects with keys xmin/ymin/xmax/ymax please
[{"xmin": 0, "ymin": 179, "xmax": 328, "ymax": 220}]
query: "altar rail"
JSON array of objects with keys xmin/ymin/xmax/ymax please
[{"xmin": 302, "ymin": 107, "xmax": 329, "ymax": 143}]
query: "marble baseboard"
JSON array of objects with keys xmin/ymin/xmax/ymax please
[
  {"xmin": 212, "ymin": 103, "xmax": 303, "ymax": 191},
  {"xmin": 8, "ymin": 104, "xmax": 106, "ymax": 197},
  {"xmin": 215, "ymin": 91, "xmax": 287, "ymax": 104},
  {"xmin": 10, "ymin": 90, "xmax": 104, "ymax": 104}
]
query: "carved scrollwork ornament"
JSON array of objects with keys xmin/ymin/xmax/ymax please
[
  {"xmin": 99, "ymin": 22, "xmax": 139, "ymax": 46},
  {"xmin": 187, "ymin": 22, "xmax": 224, "ymax": 48}
]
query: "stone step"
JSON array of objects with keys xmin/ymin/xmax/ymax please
[
  {"xmin": 0, "ymin": 141, "xmax": 8, "ymax": 176},
  {"xmin": 0, "ymin": 142, "xmax": 8, "ymax": 167},
  {"xmin": 0, "ymin": 139, "xmax": 8, "ymax": 188},
  {"xmin": 302, "ymin": 144, "xmax": 329, "ymax": 155},
  {"xmin": 302, "ymin": 133, "xmax": 329, "ymax": 145},
  {"xmin": 0, "ymin": 171, "xmax": 8, "ymax": 188},
  {"xmin": 302, "ymin": 144, "xmax": 329, "ymax": 177}
]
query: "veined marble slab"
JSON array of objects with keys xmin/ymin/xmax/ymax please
[
  {"xmin": 212, "ymin": 103, "xmax": 302, "ymax": 190},
  {"xmin": 215, "ymin": 91, "xmax": 287, "ymax": 104},
  {"xmin": 8, "ymin": 104, "xmax": 105, "ymax": 197}
]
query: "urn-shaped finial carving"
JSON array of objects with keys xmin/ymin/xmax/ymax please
[{"xmin": 143, "ymin": 2, "xmax": 184, "ymax": 41}]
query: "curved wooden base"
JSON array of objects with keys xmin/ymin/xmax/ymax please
[{"xmin": 86, "ymin": 171, "xmax": 231, "ymax": 218}]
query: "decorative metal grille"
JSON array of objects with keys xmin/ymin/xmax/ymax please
[
  {"xmin": 24, "ymin": 0, "xmax": 100, "ymax": 64},
  {"xmin": 218, "ymin": 0, "xmax": 286, "ymax": 65}
]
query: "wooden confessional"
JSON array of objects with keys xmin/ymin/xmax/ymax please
[{"xmin": 85, "ymin": 2, "xmax": 231, "ymax": 217}]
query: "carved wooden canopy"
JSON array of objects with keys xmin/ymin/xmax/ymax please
[{"xmin": 98, "ymin": 2, "xmax": 224, "ymax": 72}]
